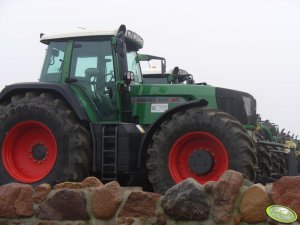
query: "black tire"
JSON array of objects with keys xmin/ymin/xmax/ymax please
[
  {"xmin": 256, "ymin": 142, "xmax": 272, "ymax": 179},
  {"xmin": 146, "ymin": 107, "xmax": 257, "ymax": 194},
  {"xmin": 272, "ymin": 148, "xmax": 286, "ymax": 176},
  {"xmin": 0, "ymin": 92, "xmax": 90, "ymax": 185},
  {"xmin": 253, "ymin": 133, "xmax": 272, "ymax": 183},
  {"xmin": 270, "ymin": 148, "xmax": 285, "ymax": 178},
  {"xmin": 278, "ymin": 152, "xmax": 286, "ymax": 175}
]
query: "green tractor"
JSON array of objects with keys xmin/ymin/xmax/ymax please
[
  {"xmin": 139, "ymin": 53, "xmax": 299, "ymax": 182},
  {"xmin": 0, "ymin": 25, "xmax": 292, "ymax": 193}
]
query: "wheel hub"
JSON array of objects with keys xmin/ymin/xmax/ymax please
[
  {"xmin": 32, "ymin": 144, "xmax": 47, "ymax": 160},
  {"xmin": 188, "ymin": 149, "xmax": 213, "ymax": 175}
]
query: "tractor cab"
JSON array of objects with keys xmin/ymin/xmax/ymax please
[{"xmin": 39, "ymin": 25, "xmax": 143, "ymax": 122}]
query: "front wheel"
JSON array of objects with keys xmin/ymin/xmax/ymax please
[
  {"xmin": 0, "ymin": 92, "xmax": 90, "ymax": 184},
  {"xmin": 146, "ymin": 107, "xmax": 257, "ymax": 194}
]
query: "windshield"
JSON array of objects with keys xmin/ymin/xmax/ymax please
[
  {"xmin": 127, "ymin": 51, "xmax": 142, "ymax": 84},
  {"xmin": 40, "ymin": 41, "xmax": 67, "ymax": 82}
]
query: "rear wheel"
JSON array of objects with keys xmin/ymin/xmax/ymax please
[
  {"xmin": 0, "ymin": 92, "xmax": 90, "ymax": 184},
  {"xmin": 270, "ymin": 148, "xmax": 286, "ymax": 178},
  {"xmin": 146, "ymin": 108, "xmax": 257, "ymax": 194},
  {"xmin": 270, "ymin": 152, "xmax": 281, "ymax": 177},
  {"xmin": 257, "ymin": 147, "xmax": 272, "ymax": 178},
  {"xmin": 256, "ymin": 141, "xmax": 272, "ymax": 180},
  {"xmin": 277, "ymin": 152, "xmax": 286, "ymax": 175}
]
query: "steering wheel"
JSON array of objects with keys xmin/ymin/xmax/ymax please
[
  {"xmin": 104, "ymin": 71, "xmax": 114, "ymax": 83},
  {"xmin": 98, "ymin": 72, "xmax": 113, "ymax": 95}
]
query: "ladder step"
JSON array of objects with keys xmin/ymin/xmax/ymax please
[
  {"xmin": 103, "ymin": 164, "xmax": 116, "ymax": 166},
  {"xmin": 101, "ymin": 125, "xmax": 118, "ymax": 181},
  {"xmin": 103, "ymin": 150, "xmax": 116, "ymax": 153}
]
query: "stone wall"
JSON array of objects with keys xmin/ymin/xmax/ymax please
[{"xmin": 0, "ymin": 170, "xmax": 299, "ymax": 225}]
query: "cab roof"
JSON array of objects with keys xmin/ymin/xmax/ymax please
[
  {"xmin": 40, "ymin": 29, "xmax": 118, "ymax": 44},
  {"xmin": 40, "ymin": 25, "xmax": 144, "ymax": 50}
]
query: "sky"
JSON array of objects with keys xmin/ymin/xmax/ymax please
[{"xmin": 0, "ymin": 0, "xmax": 299, "ymax": 137}]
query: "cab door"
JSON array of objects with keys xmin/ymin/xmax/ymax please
[{"xmin": 69, "ymin": 39, "xmax": 118, "ymax": 121}]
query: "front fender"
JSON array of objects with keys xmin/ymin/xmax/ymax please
[{"xmin": 137, "ymin": 99, "xmax": 208, "ymax": 168}]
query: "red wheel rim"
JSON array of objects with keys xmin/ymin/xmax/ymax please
[
  {"xmin": 2, "ymin": 120, "xmax": 57, "ymax": 183},
  {"xmin": 168, "ymin": 131, "xmax": 228, "ymax": 184}
]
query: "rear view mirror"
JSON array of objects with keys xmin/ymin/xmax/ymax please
[
  {"xmin": 116, "ymin": 25, "xmax": 126, "ymax": 58},
  {"xmin": 117, "ymin": 38, "xmax": 126, "ymax": 57}
]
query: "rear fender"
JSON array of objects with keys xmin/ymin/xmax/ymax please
[{"xmin": 0, "ymin": 82, "xmax": 89, "ymax": 121}]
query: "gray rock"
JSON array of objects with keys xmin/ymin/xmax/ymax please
[{"xmin": 162, "ymin": 178, "xmax": 210, "ymax": 220}]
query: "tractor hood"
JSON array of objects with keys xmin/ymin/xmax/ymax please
[
  {"xmin": 130, "ymin": 84, "xmax": 217, "ymax": 124},
  {"xmin": 130, "ymin": 84, "xmax": 256, "ymax": 126}
]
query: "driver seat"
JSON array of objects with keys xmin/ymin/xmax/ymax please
[{"xmin": 85, "ymin": 68, "xmax": 116, "ymax": 119}]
